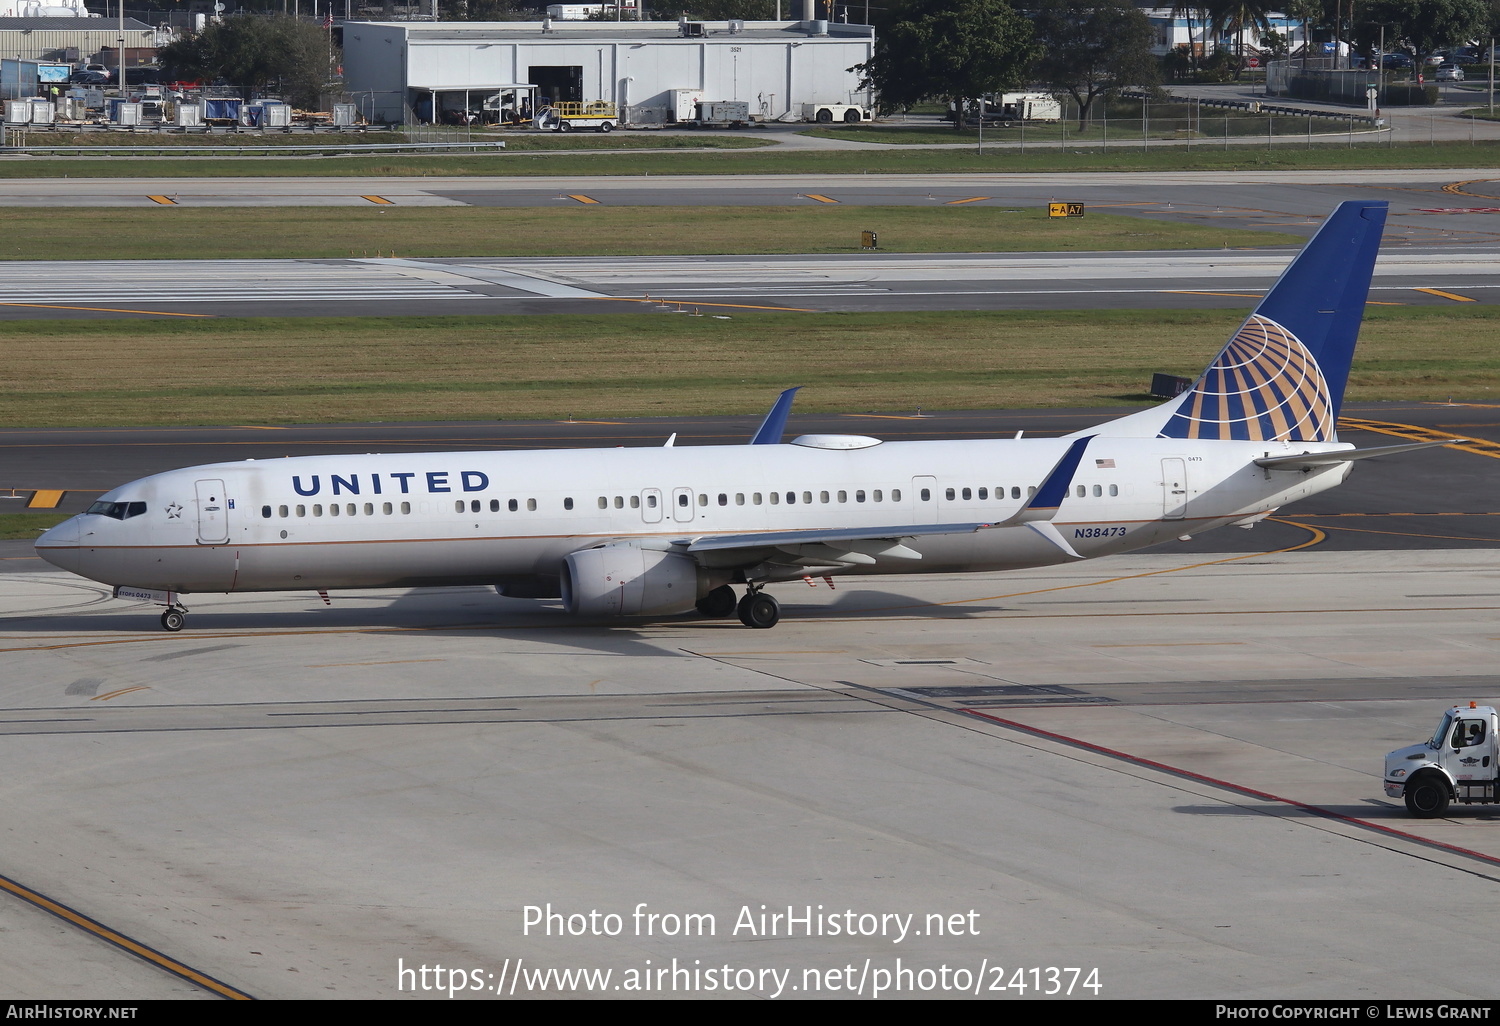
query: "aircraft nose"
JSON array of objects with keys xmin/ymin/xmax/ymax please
[{"xmin": 35, "ymin": 516, "xmax": 82, "ymax": 572}]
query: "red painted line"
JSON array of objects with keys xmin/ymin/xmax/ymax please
[{"xmin": 961, "ymin": 709, "xmax": 1500, "ymax": 869}]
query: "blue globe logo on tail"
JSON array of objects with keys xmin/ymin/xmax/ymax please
[
  {"xmin": 1158, "ymin": 201, "xmax": 1387, "ymax": 444},
  {"xmin": 1160, "ymin": 313, "xmax": 1334, "ymax": 442}
]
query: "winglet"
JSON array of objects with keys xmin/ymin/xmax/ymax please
[
  {"xmin": 750, "ymin": 387, "xmax": 802, "ymax": 445},
  {"xmin": 1000, "ymin": 436, "xmax": 1093, "ymax": 526}
]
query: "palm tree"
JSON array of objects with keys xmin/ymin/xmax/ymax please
[
  {"xmin": 1206, "ymin": 0, "xmax": 1275, "ymax": 75},
  {"xmin": 1168, "ymin": 2, "xmax": 1208, "ymax": 70}
]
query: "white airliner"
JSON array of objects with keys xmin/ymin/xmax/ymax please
[{"xmin": 36, "ymin": 201, "xmax": 1442, "ymax": 631}]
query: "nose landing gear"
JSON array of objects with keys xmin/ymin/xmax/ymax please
[
  {"xmin": 736, "ymin": 587, "xmax": 780, "ymax": 629},
  {"xmin": 160, "ymin": 605, "xmax": 187, "ymax": 632}
]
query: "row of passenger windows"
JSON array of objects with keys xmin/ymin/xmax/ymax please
[
  {"xmin": 258, "ymin": 484, "xmax": 1120, "ymax": 520},
  {"xmin": 261, "ymin": 499, "xmax": 540, "ymax": 519}
]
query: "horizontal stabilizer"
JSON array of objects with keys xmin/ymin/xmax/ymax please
[{"xmin": 1253, "ymin": 440, "xmax": 1459, "ymax": 470}]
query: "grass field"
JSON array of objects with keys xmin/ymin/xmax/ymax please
[
  {"xmin": 0, "ymin": 306, "xmax": 1493, "ymax": 428},
  {"xmin": 0, "ymin": 206, "xmax": 1303, "ymax": 261},
  {"xmin": 0, "ymin": 513, "xmax": 68, "ymax": 540},
  {"xmin": 6, "ymin": 138, "xmax": 1500, "ymax": 178}
]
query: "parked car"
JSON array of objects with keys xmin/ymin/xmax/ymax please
[
  {"xmin": 69, "ymin": 70, "xmax": 109, "ymax": 85},
  {"xmin": 1436, "ymin": 65, "xmax": 1465, "ymax": 81}
]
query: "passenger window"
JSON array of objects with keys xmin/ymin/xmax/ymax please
[
  {"xmin": 509, "ymin": 499, "xmax": 519, "ymax": 512},
  {"xmin": 313, "ymin": 504, "xmax": 324, "ymax": 517},
  {"xmin": 735, "ymin": 493, "xmax": 745, "ymax": 505},
  {"xmin": 385, "ymin": 502, "xmax": 394, "ymax": 514},
  {"xmin": 296, "ymin": 504, "xmax": 306, "ymax": 517},
  {"xmin": 278, "ymin": 505, "xmax": 289, "ymax": 518},
  {"xmin": 564, "ymin": 497, "xmax": 573, "ymax": 510},
  {"xmin": 961, "ymin": 488, "xmax": 971, "ymax": 501},
  {"xmin": 786, "ymin": 492, "xmax": 796, "ymax": 504},
  {"xmin": 261, "ymin": 505, "xmax": 272, "ymax": 518},
  {"xmin": 470, "ymin": 500, "xmax": 480, "ymax": 513},
  {"xmin": 454, "ymin": 500, "xmax": 465, "ymax": 513},
  {"xmin": 873, "ymin": 489, "xmax": 882, "ymax": 502},
  {"xmin": 770, "ymin": 492, "xmax": 780, "ymax": 505},
  {"xmin": 630, "ymin": 495, "xmax": 640, "ymax": 509},
  {"xmin": 1027, "ymin": 486, "xmax": 1036, "ymax": 497},
  {"xmin": 347, "ymin": 504, "xmax": 356, "ymax": 516},
  {"xmin": 614, "ymin": 496, "xmax": 624, "ymax": 508},
  {"xmin": 366, "ymin": 503, "xmax": 376, "ymax": 515},
  {"xmin": 945, "ymin": 488, "xmax": 955, "ymax": 501},
  {"xmin": 856, "ymin": 490, "xmax": 866, "ymax": 503},
  {"xmin": 1109, "ymin": 484, "xmax": 1118, "ymax": 497},
  {"xmin": 401, "ymin": 502, "xmax": 411, "ymax": 514},
  {"xmin": 1075, "ymin": 485, "xmax": 1086, "ymax": 498},
  {"xmin": 891, "ymin": 489, "xmax": 901, "ymax": 502},
  {"xmin": 698, "ymin": 494, "xmax": 708, "ymax": 506},
  {"xmin": 647, "ymin": 495, "xmax": 658, "ymax": 508},
  {"xmin": 598, "ymin": 497, "xmax": 608, "ymax": 510},
  {"xmin": 718, "ymin": 493, "xmax": 728, "ymax": 506},
  {"xmin": 820, "ymin": 491, "xmax": 829, "ymax": 503},
  {"xmin": 527, "ymin": 499, "xmax": 537, "ymax": 511},
  {"xmin": 753, "ymin": 493, "xmax": 763, "ymax": 505},
  {"xmin": 1092, "ymin": 485, "xmax": 1102, "ymax": 498},
  {"xmin": 978, "ymin": 488, "xmax": 988, "ymax": 500},
  {"xmin": 838, "ymin": 490, "xmax": 848, "ymax": 503},
  {"xmin": 490, "ymin": 500, "xmax": 500, "ymax": 512},
  {"xmin": 330, "ymin": 504, "xmax": 341, "ymax": 517},
  {"xmin": 920, "ymin": 489, "xmax": 930, "ymax": 501}
]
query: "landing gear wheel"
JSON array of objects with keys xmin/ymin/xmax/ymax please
[
  {"xmin": 1404, "ymin": 774, "xmax": 1450, "ymax": 818},
  {"xmin": 737, "ymin": 591, "xmax": 780, "ymax": 629},
  {"xmin": 696, "ymin": 585, "xmax": 737, "ymax": 619},
  {"xmin": 160, "ymin": 609, "xmax": 186, "ymax": 632}
]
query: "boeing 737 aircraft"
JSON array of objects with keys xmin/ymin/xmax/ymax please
[{"xmin": 37, "ymin": 201, "xmax": 1442, "ymax": 631}]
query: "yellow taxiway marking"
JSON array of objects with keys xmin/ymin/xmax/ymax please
[
  {"xmin": 1339, "ymin": 418, "xmax": 1500, "ymax": 460},
  {"xmin": 1413, "ymin": 287, "xmax": 1476, "ymax": 302},
  {"xmin": 567, "ymin": 194, "xmax": 601, "ymax": 204},
  {"xmin": 361, "ymin": 195, "xmax": 394, "ymax": 205},
  {"xmin": 0, "ymin": 303, "xmax": 212, "ymax": 318},
  {"xmin": 945, "ymin": 197, "xmax": 990, "ymax": 205},
  {"xmin": 851, "ymin": 413, "xmax": 932, "ymax": 421},
  {"xmin": 309, "ymin": 658, "xmax": 446, "ymax": 668},
  {"xmin": 25, "ymin": 490, "xmax": 63, "ymax": 509},
  {"xmin": 1442, "ymin": 179, "xmax": 1497, "ymax": 198},
  {"xmin": 91, "ymin": 685, "xmax": 150, "ymax": 701},
  {"xmin": 146, "ymin": 194, "xmax": 177, "ymax": 205},
  {"xmin": 0, "ymin": 871, "xmax": 253, "ymax": 999},
  {"xmin": 803, "ymin": 193, "xmax": 840, "ymax": 204}
]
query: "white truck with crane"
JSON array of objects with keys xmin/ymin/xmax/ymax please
[{"xmin": 1384, "ymin": 703, "xmax": 1500, "ymax": 817}]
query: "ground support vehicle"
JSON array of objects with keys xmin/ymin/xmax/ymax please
[
  {"xmin": 802, "ymin": 102, "xmax": 869, "ymax": 123},
  {"xmin": 1385, "ymin": 704, "xmax": 1500, "ymax": 817},
  {"xmin": 534, "ymin": 100, "xmax": 618, "ymax": 133}
]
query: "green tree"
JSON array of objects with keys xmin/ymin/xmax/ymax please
[
  {"xmin": 1031, "ymin": 0, "xmax": 1159, "ymax": 128},
  {"xmin": 853, "ymin": 0, "xmax": 1038, "ymax": 126},
  {"xmin": 1206, "ymin": 0, "xmax": 1274, "ymax": 75},
  {"xmin": 160, "ymin": 14, "xmax": 335, "ymax": 106},
  {"xmin": 1355, "ymin": 0, "xmax": 1487, "ymax": 69}
]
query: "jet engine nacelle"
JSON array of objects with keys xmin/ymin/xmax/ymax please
[{"xmin": 561, "ymin": 543, "xmax": 708, "ymax": 617}]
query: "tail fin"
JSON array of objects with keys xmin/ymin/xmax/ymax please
[{"xmin": 1085, "ymin": 201, "xmax": 1387, "ymax": 442}]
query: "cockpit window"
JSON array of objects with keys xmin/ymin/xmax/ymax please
[{"xmin": 85, "ymin": 501, "xmax": 147, "ymax": 520}]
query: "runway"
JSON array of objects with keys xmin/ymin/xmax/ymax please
[{"xmin": 8, "ymin": 169, "xmax": 1500, "ymax": 318}]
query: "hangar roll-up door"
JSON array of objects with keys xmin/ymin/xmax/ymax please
[{"xmin": 529, "ymin": 66, "xmax": 583, "ymax": 104}]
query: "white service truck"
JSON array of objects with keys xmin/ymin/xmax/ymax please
[
  {"xmin": 802, "ymin": 102, "xmax": 869, "ymax": 123},
  {"xmin": 1384, "ymin": 703, "xmax": 1500, "ymax": 817}
]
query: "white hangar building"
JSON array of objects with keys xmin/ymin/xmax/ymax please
[{"xmin": 341, "ymin": 18, "xmax": 874, "ymax": 126}]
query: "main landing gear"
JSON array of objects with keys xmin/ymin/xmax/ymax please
[
  {"xmin": 696, "ymin": 584, "xmax": 781, "ymax": 628},
  {"xmin": 736, "ymin": 587, "xmax": 780, "ymax": 629},
  {"xmin": 159, "ymin": 604, "xmax": 188, "ymax": 632}
]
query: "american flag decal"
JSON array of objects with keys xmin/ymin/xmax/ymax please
[
  {"xmin": 1159, "ymin": 314, "xmax": 1334, "ymax": 442},
  {"xmin": 1095, "ymin": 458, "xmax": 1116, "ymax": 468}
]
